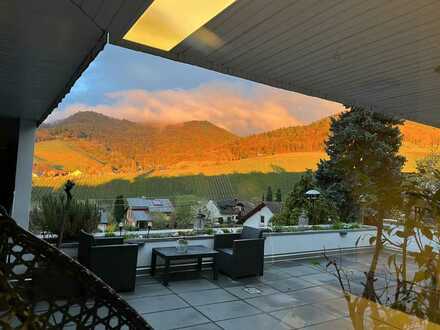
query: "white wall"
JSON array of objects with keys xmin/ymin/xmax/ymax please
[
  {"xmin": 243, "ymin": 206, "xmax": 274, "ymax": 228},
  {"xmin": 12, "ymin": 119, "xmax": 36, "ymax": 229},
  {"xmin": 264, "ymin": 230, "xmax": 375, "ymax": 258},
  {"xmin": 131, "ymin": 228, "xmax": 376, "ymax": 268}
]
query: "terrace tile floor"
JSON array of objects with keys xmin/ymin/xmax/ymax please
[{"xmin": 119, "ymin": 252, "xmax": 431, "ymax": 330}]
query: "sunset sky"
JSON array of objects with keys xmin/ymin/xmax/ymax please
[{"xmin": 49, "ymin": 45, "xmax": 344, "ymax": 136}]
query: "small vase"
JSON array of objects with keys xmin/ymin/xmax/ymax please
[{"xmin": 177, "ymin": 240, "xmax": 188, "ymax": 253}]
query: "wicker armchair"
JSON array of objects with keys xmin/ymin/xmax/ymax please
[
  {"xmin": 213, "ymin": 226, "xmax": 266, "ymax": 279},
  {"xmin": 78, "ymin": 231, "xmax": 138, "ymax": 292}
]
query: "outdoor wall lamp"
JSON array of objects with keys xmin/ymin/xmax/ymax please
[{"xmin": 305, "ymin": 189, "xmax": 321, "ymax": 225}]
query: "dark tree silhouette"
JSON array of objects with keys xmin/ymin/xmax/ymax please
[
  {"xmin": 266, "ymin": 186, "xmax": 273, "ymax": 201},
  {"xmin": 275, "ymin": 188, "xmax": 282, "ymax": 202}
]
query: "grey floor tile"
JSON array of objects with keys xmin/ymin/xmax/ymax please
[
  {"xmin": 270, "ymin": 260, "xmax": 307, "ymax": 268},
  {"xmin": 271, "ymin": 304, "xmax": 340, "ymax": 328},
  {"xmin": 226, "ymin": 284, "xmax": 279, "ymax": 299},
  {"xmin": 236, "ymin": 276, "xmax": 264, "ymax": 286},
  {"xmin": 120, "ymin": 283, "xmax": 172, "ymax": 300},
  {"xmin": 136, "ymin": 276, "xmax": 160, "ymax": 285},
  {"xmin": 302, "ymin": 317, "xmax": 354, "ymax": 330},
  {"xmin": 216, "ymin": 313, "xmax": 293, "ymax": 330},
  {"xmin": 298, "ymin": 272, "xmax": 338, "ymax": 284},
  {"xmin": 179, "ymin": 288, "xmax": 237, "ymax": 306},
  {"xmin": 178, "ymin": 323, "xmax": 221, "ymax": 330},
  {"xmin": 245, "ymin": 292, "xmax": 302, "ymax": 312},
  {"xmin": 260, "ymin": 269, "xmax": 292, "ymax": 282},
  {"xmin": 205, "ymin": 273, "xmax": 242, "ymax": 288},
  {"xmin": 283, "ymin": 265, "xmax": 323, "ymax": 277},
  {"xmin": 168, "ymin": 279, "xmax": 219, "ymax": 293},
  {"xmin": 288, "ymin": 286, "xmax": 341, "ymax": 304},
  {"xmin": 129, "ymin": 294, "xmax": 188, "ymax": 314},
  {"xmin": 143, "ymin": 307, "xmax": 210, "ymax": 330},
  {"xmin": 196, "ymin": 300, "xmax": 260, "ymax": 321},
  {"xmin": 265, "ymin": 277, "xmax": 316, "ymax": 292},
  {"xmin": 312, "ymin": 297, "xmax": 351, "ymax": 317}
]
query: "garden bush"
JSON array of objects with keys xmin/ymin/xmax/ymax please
[{"xmin": 31, "ymin": 194, "xmax": 100, "ymax": 240}]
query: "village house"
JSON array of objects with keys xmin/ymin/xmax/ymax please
[
  {"xmin": 205, "ymin": 198, "xmax": 255, "ymax": 224},
  {"xmin": 239, "ymin": 201, "xmax": 282, "ymax": 228},
  {"xmin": 97, "ymin": 209, "xmax": 109, "ymax": 232},
  {"xmin": 126, "ymin": 197, "xmax": 174, "ymax": 229}
]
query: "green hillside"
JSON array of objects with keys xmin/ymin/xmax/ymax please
[{"xmin": 32, "ymin": 172, "xmax": 302, "ymax": 204}]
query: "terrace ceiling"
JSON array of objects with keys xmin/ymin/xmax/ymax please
[
  {"xmin": 1, "ymin": 1, "xmax": 439, "ymax": 127},
  {"xmin": 108, "ymin": 0, "xmax": 440, "ymax": 127}
]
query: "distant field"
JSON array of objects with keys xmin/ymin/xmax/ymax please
[
  {"xmin": 32, "ymin": 147, "xmax": 427, "ymax": 205},
  {"xmin": 33, "ymin": 140, "xmax": 426, "ymax": 179},
  {"xmin": 154, "ymin": 152, "xmax": 325, "ymax": 176},
  {"xmin": 32, "ymin": 172, "xmax": 303, "ymax": 203},
  {"xmin": 154, "ymin": 149, "xmax": 428, "ymax": 175},
  {"xmin": 34, "ymin": 140, "xmax": 105, "ymax": 171}
]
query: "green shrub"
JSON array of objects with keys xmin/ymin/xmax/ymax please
[
  {"xmin": 123, "ymin": 224, "xmax": 138, "ymax": 231},
  {"xmin": 151, "ymin": 213, "xmax": 171, "ymax": 229},
  {"xmin": 123, "ymin": 233, "xmax": 138, "ymax": 239},
  {"xmin": 31, "ymin": 194, "xmax": 100, "ymax": 240},
  {"xmin": 204, "ymin": 228, "xmax": 214, "ymax": 235},
  {"xmin": 331, "ymin": 222, "xmax": 344, "ymax": 230},
  {"xmin": 105, "ymin": 223, "xmax": 117, "ymax": 236},
  {"xmin": 272, "ymin": 226, "xmax": 284, "ymax": 232}
]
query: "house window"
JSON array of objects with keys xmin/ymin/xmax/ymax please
[{"xmin": 260, "ymin": 215, "xmax": 265, "ymax": 224}]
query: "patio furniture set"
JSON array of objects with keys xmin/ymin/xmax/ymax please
[{"xmin": 77, "ymin": 226, "xmax": 266, "ymax": 291}]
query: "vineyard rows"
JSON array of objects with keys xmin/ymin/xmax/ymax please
[{"xmin": 32, "ymin": 172, "xmax": 302, "ymax": 203}]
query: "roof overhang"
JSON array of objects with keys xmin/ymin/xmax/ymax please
[
  {"xmin": 2, "ymin": 1, "xmax": 439, "ymax": 127},
  {"xmin": 0, "ymin": 0, "xmax": 120, "ymax": 124},
  {"xmin": 107, "ymin": 0, "xmax": 440, "ymax": 127}
]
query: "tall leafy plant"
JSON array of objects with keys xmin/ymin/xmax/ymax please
[
  {"xmin": 112, "ymin": 195, "xmax": 127, "ymax": 224},
  {"xmin": 31, "ymin": 183, "xmax": 99, "ymax": 242},
  {"xmin": 317, "ymin": 106, "xmax": 405, "ymax": 300}
]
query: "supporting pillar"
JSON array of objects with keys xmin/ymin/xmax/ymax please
[
  {"xmin": 0, "ymin": 118, "xmax": 19, "ymax": 217},
  {"xmin": 11, "ymin": 119, "xmax": 36, "ymax": 228}
]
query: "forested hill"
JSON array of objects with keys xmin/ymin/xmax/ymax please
[
  {"xmin": 34, "ymin": 111, "xmax": 440, "ymax": 175},
  {"xmin": 212, "ymin": 119, "xmax": 331, "ymax": 160}
]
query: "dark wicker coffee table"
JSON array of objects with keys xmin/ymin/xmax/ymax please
[{"xmin": 151, "ymin": 245, "xmax": 219, "ymax": 286}]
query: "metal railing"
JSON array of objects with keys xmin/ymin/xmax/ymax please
[{"xmin": 0, "ymin": 214, "xmax": 152, "ymax": 329}]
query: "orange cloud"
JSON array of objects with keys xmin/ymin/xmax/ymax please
[{"xmin": 48, "ymin": 82, "xmax": 344, "ymax": 135}]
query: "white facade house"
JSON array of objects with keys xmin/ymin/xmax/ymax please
[
  {"xmin": 126, "ymin": 198, "xmax": 174, "ymax": 229},
  {"xmin": 240, "ymin": 202, "xmax": 282, "ymax": 229},
  {"xmin": 97, "ymin": 209, "xmax": 109, "ymax": 232},
  {"xmin": 205, "ymin": 199, "xmax": 255, "ymax": 224}
]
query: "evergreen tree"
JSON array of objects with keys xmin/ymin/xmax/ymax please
[
  {"xmin": 315, "ymin": 106, "xmax": 405, "ymax": 301},
  {"xmin": 316, "ymin": 106, "xmax": 405, "ymax": 222},
  {"xmin": 113, "ymin": 195, "xmax": 127, "ymax": 224},
  {"xmin": 275, "ymin": 188, "xmax": 282, "ymax": 202},
  {"xmin": 266, "ymin": 186, "xmax": 273, "ymax": 201},
  {"xmin": 272, "ymin": 170, "xmax": 339, "ymax": 226}
]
